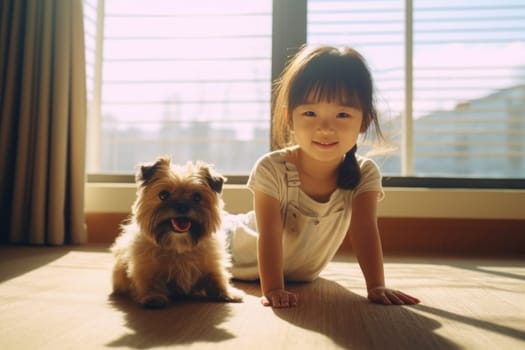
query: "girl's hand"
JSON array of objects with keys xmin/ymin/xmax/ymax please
[
  {"xmin": 261, "ymin": 288, "xmax": 299, "ymax": 308},
  {"xmin": 367, "ymin": 286, "xmax": 420, "ymax": 305}
]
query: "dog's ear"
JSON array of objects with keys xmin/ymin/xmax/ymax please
[
  {"xmin": 136, "ymin": 156, "xmax": 171, "ymax": 185},
  {"xmin": 196, "ymin": 162, "xmax": 226, "ymax": 193},
  {"xmin": 207, "ymin": 174, "xmax": 225, "ymax": 193}
]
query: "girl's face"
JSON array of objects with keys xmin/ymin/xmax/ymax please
[{"xmin": 291, "ymin": 101, "xmax": 363, "ymax": 164}]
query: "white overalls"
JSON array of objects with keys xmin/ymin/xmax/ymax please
[{"xmin": 226, "ymin": 148, "xmax": 384, "ymax": 282}]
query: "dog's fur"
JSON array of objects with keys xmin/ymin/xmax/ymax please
[{"xmin": 110, "ymin": 156, "xmax": 243, "ymax": 308}]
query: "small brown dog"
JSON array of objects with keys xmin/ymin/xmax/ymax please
[{"xmin": 110, "ymin": 156, "xmax": 243, "ymax": 308}]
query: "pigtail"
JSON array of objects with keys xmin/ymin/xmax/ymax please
[{"xmin": 336, "ymin": 145, "xmax": 361, "ymax": 189}]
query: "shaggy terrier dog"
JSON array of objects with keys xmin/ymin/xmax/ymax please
[{"xmin": 111, "ymin": 156, "xmax": 243, "ymax": 308}]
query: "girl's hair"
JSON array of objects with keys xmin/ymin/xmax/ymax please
[{"xmin": 271, "ymin": 45, "xmax": 382, "ymax": 189}]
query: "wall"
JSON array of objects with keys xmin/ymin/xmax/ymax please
[{"xmin": 86, "ymin": 184, "xmax": 525, "ymax": 255}]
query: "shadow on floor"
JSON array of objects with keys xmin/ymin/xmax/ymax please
[
  {"xmin": 414, "ymin": 304, "xmax": 525, "ymax": 342},
  {"xmin": 271, "ymin": 278, "xmax": 460, "ymax": 350},
  {"xmin": 0, "ymin": 245, "xmax": 70, "ymax": 282},
  {"xmin": 106, "ymin": 294, "xmax": 237, "ymax": 348}
]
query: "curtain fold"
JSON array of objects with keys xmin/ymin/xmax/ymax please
[{"xmin": 0, "ymin": 0, "xmax": 87, "ymax": 245}]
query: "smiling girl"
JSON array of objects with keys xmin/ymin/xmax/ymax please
[{"xmin": 226, "ymin": 44, "xmax": 420, "ymax": 308}]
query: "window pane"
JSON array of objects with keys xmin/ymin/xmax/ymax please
[
  {"xmin": 91, "ymin": 0, "xmax": 272, "ymax": 174},
  {"xmin": 307, "ymin": 0, "xmax": 525, "ymax": 178},
  {"xmin": 413, "ymin": 0, "xmax": 525, "ymax": 177}
]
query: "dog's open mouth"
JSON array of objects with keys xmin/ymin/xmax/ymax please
[{"xmin": 171, "ymin": 217, "xmax": 192, "ymax": 233}]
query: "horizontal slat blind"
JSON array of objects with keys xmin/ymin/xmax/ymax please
[
  {"xmin": 96, "ymin": 1, "xmax": 272, "ymax": 173},
  {"xmin": 412, "ymin": 1, "xmax": 525, "ymax": 177},
  {"xmin": 85, "ymin": 0, "xmax": 524, "ymax": 179},
  {"xmin": 307, "ymin": 0, "xmax": 525, "ymax": 178}
]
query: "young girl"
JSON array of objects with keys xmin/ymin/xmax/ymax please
[{"xmin": 225, "ymin": 44, "xmax": 420, "ymax": 308}]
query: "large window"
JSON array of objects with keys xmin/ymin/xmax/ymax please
[{"xmin": 85, "ymin": 0, "xmax": 525, "ymax": 181}]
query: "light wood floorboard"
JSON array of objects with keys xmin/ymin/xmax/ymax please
[{"xmin": 0, "ymin": 245, "xmax": 524, "ymax": 349}]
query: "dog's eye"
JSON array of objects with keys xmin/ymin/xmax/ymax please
[
  {"xmin": 192, "ymin": 192, "xmax": 202, "ymax": 202},
  {"xmin": 159, "ymin": 190, "xmax": 170, "ymax": 201}
]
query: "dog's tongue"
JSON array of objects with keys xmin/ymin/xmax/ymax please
[{"xmin": 171, "ymin": 218, "xmax": 192, "ymax": 232}]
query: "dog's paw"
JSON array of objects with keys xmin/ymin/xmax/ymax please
[
  {"xmin": 141, "ymin": 295, "xmax": 169, "ymax": 309},
  {"xmin": 222, "ymin": 287, "xmax": 244, "ymax": 303}
]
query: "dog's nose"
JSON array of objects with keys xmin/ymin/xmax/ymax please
[{"xmin": 174, "ymin": 203, "xmax": 190, "ymax": 214}]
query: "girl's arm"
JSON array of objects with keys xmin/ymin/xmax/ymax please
[
  {"xmin": 348, "ymin": 191, "xmax": 420, "ymax": 305},
  {"xmin": 253, "ymin": 190, "xmax": 298, "ymax": 308}
]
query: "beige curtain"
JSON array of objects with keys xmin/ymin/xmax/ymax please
[{"xmin": 0, "ymin": 0, "xmax": 87, "ymax": 245}]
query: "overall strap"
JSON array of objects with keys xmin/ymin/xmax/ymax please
[{"xmin": 285, "ymin": 162, "xmax": 301, "ymax": 204}]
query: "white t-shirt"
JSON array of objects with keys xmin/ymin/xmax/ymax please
[{"xmin": 228, "ymin": 146, "xmax": 384, "ymax": 281}]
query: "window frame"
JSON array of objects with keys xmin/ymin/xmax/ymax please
[{"xmin": 86, "ymin": 0, "xmax": 525, "ymax": 189}]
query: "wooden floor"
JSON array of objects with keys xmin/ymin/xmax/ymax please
[{"xmin": 0, "ymin": 245, "xmax": 524, "ymax": 350}]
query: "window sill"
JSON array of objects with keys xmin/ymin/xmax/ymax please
[{"xmin": 85, "ymin": 183, "xmax": 525, "ymax": 220}]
